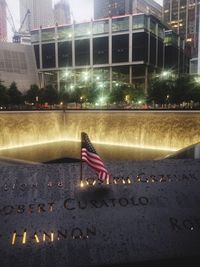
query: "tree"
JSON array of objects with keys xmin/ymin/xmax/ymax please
[
  {"xmin": 108, "ymin": 83, "xmax": 146, "ymax": 105},
  {"xmin": 25, "ymin": 84, "xmax": 40, "ymax": 104},
  {"xmin": 68, "ymin": 85, "xmax": 82, "ymax": 103},
  {"xmin": 7, "ymin": 82, "xmax": 22, "ymax": 106},
  {"xmin": 148, "ymin": 73, "xmax": 200, "ymax": 107},
  {"xmin": 109, "ymin": 84, "xmax": 125, "ymax": 104},
  {"xmin": 189, "ymin": 77, "xmax": 200, "ymax": 104},
  {"xmin": 0, "ymin": 80, "xmax": 9, "ymax": 107},
  {"xmin": 171, "ymin": 75, "xmax": 191, "ymax": 104},
  {"xmin": 125, "ymin": 84, "xmax": 146, "ymax": 104},
  {"xmin": 83, "ymin": 82, "xmax": 98, "ymax": 104},
  {"xmin": 40, "ymin": 85, "xmax": 59, "ymax": 105},
  {"xmin": 148, "ymin": 76, "xmax": 175, "ymax": 105},
  {"xmin": 59, "ymin": 88, "xmax": 70, "ymax": 104}
]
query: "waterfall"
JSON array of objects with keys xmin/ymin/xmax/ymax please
[{"xmin": 0, "ymin": 111, "xmax": 200, "ymax": 151}]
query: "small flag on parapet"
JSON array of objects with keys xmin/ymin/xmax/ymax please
[{"xmin": 81, "ymin": 132, "xmax": 110, "ymax": 183}]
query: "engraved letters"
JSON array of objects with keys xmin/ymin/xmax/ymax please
[
  {"xmin": 0, "ymin": 202, "xmax": 55, "ymax": 216},
  {"xmin": 63, "ymin": 196, "xmax": 149, "ymax": 210},
  {"xmin": 10, "ymin": 226, "xmax": 96, "ymax": 245}
]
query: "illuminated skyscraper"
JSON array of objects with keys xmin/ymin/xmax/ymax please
[
  {"xmin": 54, "ymin": 0, "xmax": 71, "ymax": 25},
  {"xmin": 94, "ymin": 0, "xmax": 162, "ymax": 21},
  {"xmin": 20, "ymin": 0, "xmax": 54, "ymax": 31},
  {"xmin": 163, "ymin": 0, "xmax": 200, "ymax": 74},
  {"xmin": 0, "ymin": 0, "xmax": 7, "ymax": 42}
]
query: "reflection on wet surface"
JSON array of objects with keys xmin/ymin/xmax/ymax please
[{"xmin": 0, "ymin": 141, "xmax": 171, "ymax": 163}]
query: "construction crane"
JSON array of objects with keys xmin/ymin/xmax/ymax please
[
  {"xmin": 13, "ymin": 9, "xmax": 31, "ymax": 43},
  {"xmin": 5, "ymin": 0, "xmax": 31, "ymax": 44}
]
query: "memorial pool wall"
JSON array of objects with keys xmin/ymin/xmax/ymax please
[
  {"xmin": 0, "ymin": 110, "xmax": 200, "ymax": 151},
  {"xmin": 0, "ymin": 160, "xmax": 200, "ymax": 266}
]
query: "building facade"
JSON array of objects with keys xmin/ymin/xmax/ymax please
[
  {"xmin": 20, "ymin": 0, "xmax": 54, "ymax": 31},
  {"xmin": 94, "ymin": 0, "xmax": 162, "ymax": 21},
  {"xmin": 54, "ymin": 0, "xmax": 71, "ymax": 26},
  {"xmin": 31, "ymin": 14, "xmax": 188, "ymax": 94},
  {"xmin": 163, "ymin": 0, "xmax": 200, "ymax": 74},
  {"xmin": 0, "ymin": 0, "xmax": 7, "ymax": 42},
  {"xmin": 0, "ymin": 42, "xmax": 38, "ymax": 92},
  {"xmin": 131, "ymin": 0, "xmax": 162, "ymax": 20}
]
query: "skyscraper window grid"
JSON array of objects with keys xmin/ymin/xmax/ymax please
[{"xmin": 163, "ymin": 0, "xmax": 200, "ymax": 74}]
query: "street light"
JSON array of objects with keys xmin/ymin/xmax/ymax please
[
  {"xmin": 99, "ymin": 82, "xmax": 104, "ymax": 89},
  {"xmin": 166, "ymin": 94, "xmax": 170, "ymax": 108},
  {"xmin": 70, "ymin": 84, "xmax": 74, "ymax": 91},
  {"xmin": 194, "ymin": 77, "xmax": 200, "ymax": 84},
  {"xmin": 160, "ymin": 70, "xmax": 171, "ymax": 79},
  {"xmin": 80, "ymin": 96, "xmax": 85, "ymax": 109},
  {"xmin": 64, "ymin": 70, "xmax": 70, "ymax": 78},
  {"xmin": 125, "ymin": 95, "xmax": 129, "ymax": 103},
  {"xmin": 82, "ymin": 71, "xmax": 89, "ymax": 82},
  {"xmin": 160, "ymin": 70, "xmax": 176, "ymax": 80},
  {"xmin": 98, "ymin": 96, "xmax": 107, "ymax": 108}
]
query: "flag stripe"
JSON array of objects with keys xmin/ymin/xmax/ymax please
[
  {"xmin": 82, "ymin": 156, "xmax": 108, "ymax": 173},
  {"xmin": 81, "ymin": 151, "xmax": 105, "ymax": 168},
  {"xmin": 82, "ymin": 156, "xmax": 106, "ymax": 171},
  {"xmin": 81, "ymin": 148, "xmax": 102, "ymax": 161}
]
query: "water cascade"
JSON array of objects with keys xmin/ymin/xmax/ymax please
[{"xmin": 0, "ymin": 111, "xmax": 200, "ymax": 151}]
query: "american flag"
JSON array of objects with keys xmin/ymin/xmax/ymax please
[{"xmin": 81, "ymin": 132, "xmax": 110, "ymax": 181}]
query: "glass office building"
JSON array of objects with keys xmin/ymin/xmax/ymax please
[
  {"xmin": 31, "ymin": 14, "xmax": 189, "ymax": 93},
  {"xmin": 163, "ymin": 0, "xmax": 200, "ymax": 74},
  {"xmin": 94, "ymin": 0, "xmax": 162, "ymax": 21}
]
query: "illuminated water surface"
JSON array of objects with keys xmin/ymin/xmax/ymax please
[
  {"xmin": 0, "ymin": 141, "xmax": 172, "ymax": 163},
  {"xmin": 0, "ymin": 110, "xmax": 199, "ymax": 162}
]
